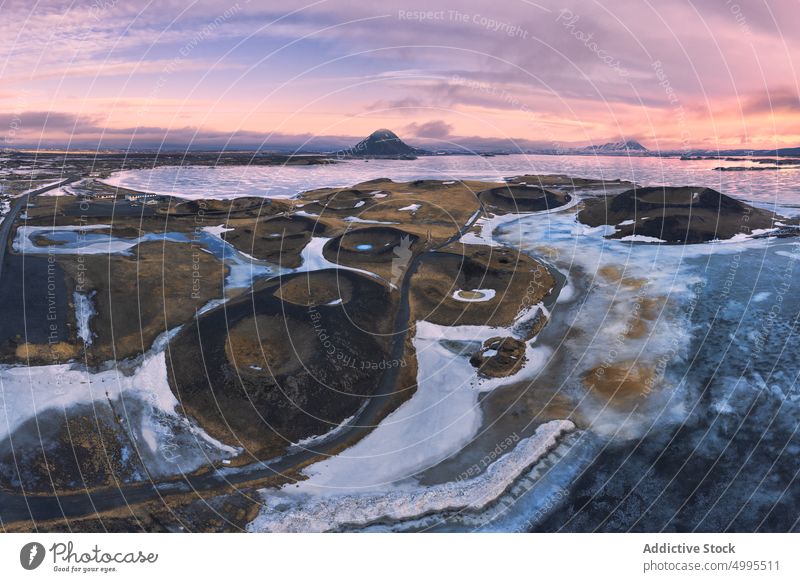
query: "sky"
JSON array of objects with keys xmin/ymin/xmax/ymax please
[{"xmin": 1, "ymin": 0, "xmax": 799, "ymax": 152}]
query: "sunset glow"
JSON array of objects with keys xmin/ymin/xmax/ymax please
[{"xmin": 2, "ymin": 0, "xmax": 799, "ymax": 151}]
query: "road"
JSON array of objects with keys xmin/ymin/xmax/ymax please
[
  {"xmin": 0, "ymin": 177, "xmax": 80, "ymax": 281},
  {"xmin": 0, "ymin": 191, "xmax": 485, "ymax": 526}
]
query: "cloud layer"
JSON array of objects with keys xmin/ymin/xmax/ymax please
[{"xmin": 1, "ymin": 0, "xmax": 799, "ymax": 150}]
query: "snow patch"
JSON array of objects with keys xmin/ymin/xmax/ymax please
[
  {"xmin": 291, "ymin": 413, "xmax": 358, "ymax": 449},
  {"xmin": 398, "ymin": 203, "xmax": 421, "ymax": 212},
  {"xmin": 247, "ymin": 420, "xmax": 574, "ymax": 532},
  {"xmin": 342, "ymin": 216, "xmax": 398, "ymax": 225},
  {"xmin": 619, "ymin": 234, "xmax": 666, "ymax": 243},
  {"xmin": 298, "ymin": 237, "xmax": 391, "ymax": 286},
  {"xmin": 203, "ymin": 224, "xmax": 234, "ymax": 237},
  {"xmin": 450, "ymin": 289, "xmax": 497, "ymax": 302},
  {"xmin": 0, "ymin": 329, "xmax": 240, "ymax": 476},
  {"xmin": 73, "ymin": 291, "xmax": 96, "ymax": 346}
]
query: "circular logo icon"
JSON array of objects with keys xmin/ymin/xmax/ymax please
[{"xmin": 20, "ymin": 542, "xmax": 46, "ymax": 570}]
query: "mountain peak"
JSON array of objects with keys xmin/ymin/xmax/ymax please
[
  {"xmin": 337, "ymin": 129, "xmax": 427, "ymax": 158},
  {"xmin": 585, "ymin": 140, "xmax": 648, "ymax": 153},
  {"xmin": 370, "ymin": 128, "xmax": 400, "ymax": 139}
]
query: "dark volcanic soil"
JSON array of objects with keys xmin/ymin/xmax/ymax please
[
  {"xmin": 323, "ymin": 226, "xmax": 420, "ymax": 278},
  {"xmin": 410, "ymin": 244, "xmax": 554, "ymax": 328},
  {"xmin": 0, "ymin": 405, "xmax": 141, "ymax": 492},
  {"xmin": 0, "ymin": 253, "xmax": 71, "ymax": 361},
  {"xmin": 317, "ymin": 188, "xmax": 374, "ymax": 211},
  {"xmin": 578, "ymin": 186, "xmax": 782, "ymax": 243},
  {"xmin": 479, "ymin": 183, "xmax": 571, "ymax": 214},
  {"xmin": 469, "ymin": 336, "xmax": 527, "ymax": 377},
  {"xmin": 221, "ymin": 215, "xmax": 325, "ymax": 267},
  {"xmin": 166, "ymin": 269, "xmax": 400, "ymax": 459}
]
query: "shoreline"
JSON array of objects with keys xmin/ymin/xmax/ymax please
[{"xmin": 247, "ymin": 420, "xmax": 576, "ymax": 532}]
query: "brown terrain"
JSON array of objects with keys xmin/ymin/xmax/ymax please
[
  {"xmin": 479, "ymin": 183, "xmax": 570, "ymax": 214},
  {"xmin": 166, "ymin": 269, "xmax": 400, "ymax": 459},
  {"xmin": 10, "ymin": 166, "xmax": 777, "ymax": 531}
]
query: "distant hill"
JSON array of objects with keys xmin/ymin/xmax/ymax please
[
  {"xmin": 583, "ymin": 140, "xmax": 648, "ymax": 154},
  {"xmin": 335, "ymin": 129, "xmax": 428, "ymax": 158},
  {"xmin": 681, "ymin": 145, "xmax": 800, "ymax": 159}
]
